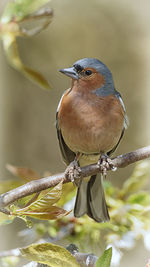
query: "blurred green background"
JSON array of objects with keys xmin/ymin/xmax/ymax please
[{"xmin": 0, "ymin": 0, "xmax": 150, "ymax": 266}]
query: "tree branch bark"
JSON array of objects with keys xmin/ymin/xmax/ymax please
[{"xmin": 0, "ymin": 146, "xmax": 150, "ymax": 209}]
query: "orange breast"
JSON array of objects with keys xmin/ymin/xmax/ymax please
[{"xmin": 58, "ymin": 89, "xmax": 124, "ymax": 154}]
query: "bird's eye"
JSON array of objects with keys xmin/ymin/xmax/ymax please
[{"xmin": 85, "ymin": 70, "xmax": 92, "ymax": 76}]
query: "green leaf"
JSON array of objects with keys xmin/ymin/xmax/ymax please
[
  {"xmin": 21, "ymin": 243, "xmax": 80, "ymax": 267},
  {"xmin": 128, "ymin": 192, "xmax": 150, "ymax": 205},
  {"xmin": 35, "ymin": 223, "xmax": 47, "ymax": 235},
  {"xmin": 96, "ymin": 248, "xmax": 112, "ymax": 267},
  {"xmin": 1, "ymin": 0, "xmax": 51, "ymax": 23}
]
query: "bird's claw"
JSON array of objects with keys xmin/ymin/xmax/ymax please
[
  {"xmin": 97, "ymin": 154, "xmax": 117, "ymax": 177},
  {"xmin": 65, "ymin": 160, "xmax": 81, "ymax": 185}
]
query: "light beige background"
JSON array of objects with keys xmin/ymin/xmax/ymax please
[{"xmin": 0, "ymin": 0, "xmax": 150, "ymax": 266}]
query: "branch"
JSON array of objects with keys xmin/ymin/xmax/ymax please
[
  {"xmin": 0, "ymin": 146, "xmax": 150, "ymax": 209},
  {"xmin": 66, "ymin": 244, "xmax": 98, "ymax": 267}
]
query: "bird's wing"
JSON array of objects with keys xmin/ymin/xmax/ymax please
[
  {"xmin": 107, "ymin": 127, "xmax": 125, "ymax": 155},
  {"xmin": 108, "ymin": 90, "xmax": 129, "ymax": 155},
  {"xmin": 56, "ymin": 90, "xmax": 76, "ymax": 165},
  {"xmin": 115, "ymin": 90, "xmax": 129, "ymax": 129}
]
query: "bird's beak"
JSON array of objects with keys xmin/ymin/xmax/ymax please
[{"xmin": 59, "ymin": 67, "xmax": 79, "ymax": 80}]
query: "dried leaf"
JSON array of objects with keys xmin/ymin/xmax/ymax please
[
  {"xmin": 21, "ymin": 243, "xmax": 80, "ymax": 267},
  {"xmin": 96, "ymin": 248, "xmax": 112, "ymax": 267},
  {"xmin": 6, "ymin": 164, "xmax": 40, "ymax": 181}
]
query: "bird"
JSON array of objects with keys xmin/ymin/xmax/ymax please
[{"xmin": 56, "ymin": 58, "xmax": 128, "ymax": 223}]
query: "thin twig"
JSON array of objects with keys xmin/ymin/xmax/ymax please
[{"xmin": 0, "ymin": 146, "xmax": 150, "ymax": 209}]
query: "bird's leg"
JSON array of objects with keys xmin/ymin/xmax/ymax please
[
  {"xmin": 65, "ymin": 153, "xmax": 81, "ymax": 184},
  {"xmin": 97, "ymin": 154, "xmax": 117, "ymax": 177}
]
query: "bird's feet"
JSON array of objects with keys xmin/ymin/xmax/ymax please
[
  {"xmin": 97, "ymin": 154, "xmax": 117, "ymax": 177},
  {"xmin": 65, "ymin": 160, "xmax": 81, "ymax": 185}
]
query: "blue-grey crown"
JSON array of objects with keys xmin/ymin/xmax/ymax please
[
  {"xmin": 73, "ymin": 58, "xmax": 115, "ymax": 95},
  {"xmin": 74, "ymin": 57, "xmax": 110, "ymax": 74}
]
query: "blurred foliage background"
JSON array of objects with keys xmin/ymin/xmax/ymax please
[{"xmin": 0, "ymin": 0, "xmax": 150, "ymax": 266}]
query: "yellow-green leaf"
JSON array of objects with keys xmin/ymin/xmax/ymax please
[
  {"xmin": 21, "ymin": 243, "xmax": 80, "ymax": 267},
  {"xmin": 1, "ymin": 0, "xmax": 52, "ymax": 23},
  {"xmin": 18, "ymin": 206, "xmax": 69, "ymax": 220},
  {"xmin": 2, "ymin": 33, "xmax": 22, "ymax": 67},
  {"xmin": 14, "ymin": 182, "xmax": 70, "ymax": 220},
  {"xmin": 1, "ymin": 33, "xmax": 51, "ymax": 90},
  {"xmin": 23, "ymin": 181, "xmax": 63, "ymax": 210},
  {"xmin": 19, "ymin": 8, "xmax": 53, "ymax": 37},
  {"xmin": 22, "ymin": 66, "xmax": 51, "ymax": 90},
  {"xmin": 0, "ymin": 0, "xmax": 52, "ymax": 90},
  {"xmin": 128, "ymin": 192, "xmax": 150, "ymax": 205},
  {"xmin": 96, "ymin": 248, "xmax": 112, "ymax": 267}
]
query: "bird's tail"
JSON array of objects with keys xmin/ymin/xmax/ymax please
[{"xmin": 74, "ymin": 174, "xmax": 110, "ymax": 222}]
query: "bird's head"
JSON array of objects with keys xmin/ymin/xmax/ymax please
[{"xmin": 59, "ymin": 58, "xmax": 115, "ymax": 95}]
